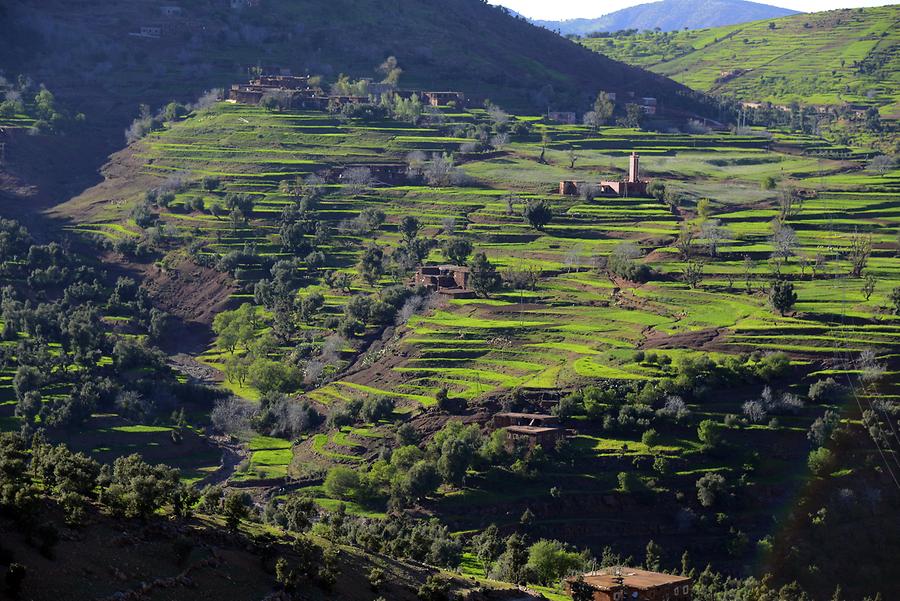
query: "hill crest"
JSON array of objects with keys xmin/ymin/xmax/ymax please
[{"xmin": 533, "ymin": 0, "xmax": 799, "ymax": 34}]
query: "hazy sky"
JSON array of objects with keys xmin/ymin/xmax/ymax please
[{"xmin": 490, "ymin": 0, "xmax": 898, "ymax": 20}]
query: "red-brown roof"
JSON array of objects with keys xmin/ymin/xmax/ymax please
[{"xmin": 574, "ymin": 569, "xmax": 691, "ymax": 591}]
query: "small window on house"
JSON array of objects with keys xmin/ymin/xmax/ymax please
[{"xmin": 683, "ymin": 585, "xmax": 689, "ymax": 594}]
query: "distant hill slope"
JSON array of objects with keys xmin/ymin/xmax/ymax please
[
  {"xmin": 579, "ymin": 5, "xmax": 900, "ymax": 114},
  {"xmin": 0, "ymin": 0, "xmax": 702, "ymax": 120},
  {"xmin": 534, "ymin": 0, "xmax": 798, "ymax": 35}
]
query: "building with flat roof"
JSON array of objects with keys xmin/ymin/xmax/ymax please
[
  {"xmin": 494, "ymin": 413, "xmax": 560, "ymax": 428},
  {"xmin": 565, "ymin": 568, "xmax": 691, "ymax": 601},
  {"xmin": 413, "ymin": 265, "xmax": 474, "ymax": 298}
]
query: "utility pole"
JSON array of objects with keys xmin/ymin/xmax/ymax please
[{"xmin": 0, "ymin": 142, "xmax": 6, "ymax": 164}]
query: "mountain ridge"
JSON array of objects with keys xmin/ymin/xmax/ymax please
[{"xmin": 532, "ymin": 0, "xmax": 799, "ymax": 34}]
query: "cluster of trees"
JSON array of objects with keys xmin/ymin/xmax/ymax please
[
  {"xmin": 0, "ymin": 433, "xmax": 195, "ymax": 528},
  {"xmin": 556, "ymin": 352, "xmax": 794, "ymax": 456},
  {"xmin": 322, "ymin": 420, "xmax": 535, "ymax": 509},
  {"xmin": 0, "ymin": 219, "xmax": 187, "ymax": 433},
  {"xmin": 0, "ymin": 75, "xmax": 85, "ymax": 134},
  {"xmin": 124, "ymin": 90, "xmax": 220, "ymax": 143}
]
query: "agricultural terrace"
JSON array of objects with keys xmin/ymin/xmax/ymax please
[
  {"xmin": 580, "ymin": 5, "xmax": 900, "ymax": 115},
  {"xmin": 51, "ymin": 98, "xmax": 900, "ymax": 565}
]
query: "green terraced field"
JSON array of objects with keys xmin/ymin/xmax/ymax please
[
  {"xmin": 580, "ymin": 5, "xmax": 900, "ymax": 114},
  {"xmin": 63, "ymin": 101, "xmax": 899, "ymax": 415}
]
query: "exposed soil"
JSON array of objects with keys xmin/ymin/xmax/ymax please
[
  {"xmin": 640, "ymin": 326, "xmax": 728, "ymax": 352},
  {"xmin": 141, "ymin": 255, "xmax": 237, "ymax": 327}
]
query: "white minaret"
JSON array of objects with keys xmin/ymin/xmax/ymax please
[{"xmin": 628, "ymin": 152, "xmax": 640, "ymax": 183}]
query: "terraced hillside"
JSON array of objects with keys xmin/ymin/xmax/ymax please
[
  {"xmin": 8, "ymin": 96, "xmax": 894, "ymax": 598},
  {"xmin": 580, "ymin": 5, "xmax": 900, "ymax": 115}
]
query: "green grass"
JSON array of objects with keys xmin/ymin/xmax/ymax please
[{"xmin": 581, "ymin": 5, "xmax": 900, "ymax": 112}]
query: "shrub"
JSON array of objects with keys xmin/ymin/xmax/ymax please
[
  {"xmin": 617, "ymin": 471, "xmax": 643, "ymax": 493},
  {"xmin": 808, "ymin": 447, "xmax": 834, "ymax": 476},
  {"xmin": 324, "ymin": 467, "xmax": 360, "ymax": 500},
  {"xmin": 697, "ymin": 419, "xmax": 724, "ymax": 450},
  {"xmin": 696, "ymin": 472, "xmax": 727, "ymax": 507},
  {"xmin": 525, "ymin": 539, "xmax": 585, "ymax": 586},
  {"xmin": 417, "ymin": 575, "xmax": 451, "ymax": 601},
  {"xmin": 361, "ymin": 396, "xmax": 395, "ymax": 422},
  {"xmin": 808, "ymin": 378, "xmax": 847, "ymax": 404}
]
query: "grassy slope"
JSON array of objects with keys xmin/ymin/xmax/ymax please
[{"xmin": 580, "ymin": 6, "xmax": 900, "ymax": 113}]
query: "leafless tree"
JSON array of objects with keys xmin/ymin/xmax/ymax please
[
  {"xmin": 424, "ymin": 153, "xmax": 455, "ymax": 187},
  {"xmin": 869, "ymin": 154, "xmax": 895, "ymax": 177},
  {"xmin": 700, "ymin": 219, "xmax": 731, "ymax": 257},
  {"xmin": 676, "ymin": 224, "xmax": 696, "ymax": 258},
  {"xmin": 342, "ymin": 167, "xmax": 374, "ymax": 195},
  {"xmin": 770, "ymin": 223, "xmax": 798, "ymax": 262},
  {"xmin": 211, "ymin": 397, "xmax": 259, "ymax": 437},
  {"xmin": 491, "ymin": 132, "xmax": 510, "ymax": 150},
  {"xmin": 847, "ymin": 231, "xmax": 872, "ymax": 278},
  {"xmin": 778, "ymin": 186, "xmax": 804, "ymax": 222}
]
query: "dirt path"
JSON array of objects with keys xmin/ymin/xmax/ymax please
[{"xmin": 198, "ymin": 435, "xmax": 248, "ymax": 489}]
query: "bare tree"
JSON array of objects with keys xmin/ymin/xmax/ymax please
[
  {"xmin": 847, "ymin": 230, "xmax": 872, "ymax": 278},
  {"xmin": 424, "ymin": 153, "xmax": 456, "ymax": 187},
  {"xmin": 342, "ymin": 167, "xmax": 374, "ymax": 195},
  {"xmin": 567, "ymin": 146, "xmax": 578, "ymax": 169},
  {"xmin": 742, "ymin": 255, "xmax": 755, "ymax": 292},
  {"xmin": 406, "ymin": 150, "xmax": 427, "ymax": 181},
  {"xmin": 700, "ymin": 219, "xmax": 731, "ymax": 257},
  {"xmin": 770, "ymin": 223, "xmax": 798, "ymax": 262},
  {"xmin": 491, "ymin": 132, "xmax": 510, "ymax": 150},
  {"xmin": 676, "ymin": 224, "xmax": 696, "ymax": 258},
  {"xmin": 778, "ymin": 186, "xmax": 804, "ymax": 222},
  {"xmin": 683, "ymin": 261, "xmax": 704, "ymax": 289},
  {"xmin": 869, "ymin": 154, "xmax": 895, "ymax": 177}
]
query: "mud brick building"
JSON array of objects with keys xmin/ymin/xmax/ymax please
[
  {"xmin": 560, "ymin": 152, "xmax": 648, "ymax": 198},
  {"xmin": 413, "ymin": 265, "xmax": 474, "ymax": 298},
  {"xmin": 494, "ymin": 413, "xmax": 564, "ymax": 450}
]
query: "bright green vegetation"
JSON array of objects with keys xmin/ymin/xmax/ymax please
[
  {"xmin": 40, "ymin": 91, "xmax": 900, "ymax": 600},
  {"xmin": 63, "ymin": 99, "xmax": 900, "ymax": 418},
  {"xmin": 580, "ymin": 6, "xmax": 900, "ymax": 114}
]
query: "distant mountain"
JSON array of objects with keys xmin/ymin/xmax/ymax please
[{"xmin": 534, "ymin": 0, "xmax": 799, "ymax": 34}]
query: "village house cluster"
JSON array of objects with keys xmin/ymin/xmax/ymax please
[
  {"xmin": 560, "ymin": 152, "xmax": 650, "ymax": 198},
  {"xmin": 227, "ymin": 74, "xmax": 466, "ymax": 112}
]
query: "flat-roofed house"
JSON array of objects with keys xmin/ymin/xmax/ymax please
[
  {"xmin": 565, "ymin": 568, "xmax": 692, "ymax": 601},
  {"xmin": 494, "ymin": 413, "xmax": 564, "ymax": 450},
  {"xmin": 413, "ymin": 265, "xmax": 474, "ymax": 298}
]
